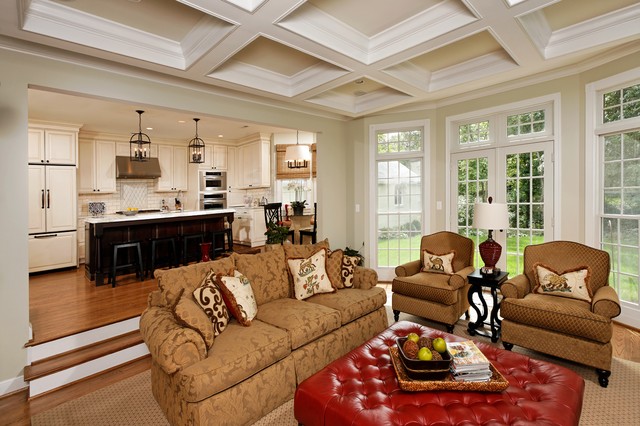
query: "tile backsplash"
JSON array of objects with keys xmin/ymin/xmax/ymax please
[{"xmin": 78, "ymin": 179, "xmax": 172, "ymax": 216}]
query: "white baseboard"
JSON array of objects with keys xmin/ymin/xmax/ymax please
[
  {"xmin": 29, "ymin": 343, "xmax": 149, "ymax": 397},
  {"xmin": 0, "ymin": 375, "xmax": 28, "ymax": 397}
]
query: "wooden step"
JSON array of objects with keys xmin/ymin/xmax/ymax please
[{"xmin": 25, "ymin": 330, "xmax": 143, "ymax": 382}]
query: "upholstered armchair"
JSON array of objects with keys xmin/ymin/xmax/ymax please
[
  {"xmin": 392, "ymin": 231, "xmax": 475, "ymax": 332},
  {"xmin": 500, "ymin": 240, "xmax": 621, "ymax": 387}
]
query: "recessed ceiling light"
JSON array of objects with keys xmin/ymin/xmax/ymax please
[
  {"xmin": 178, "ymin": 120, "xmax": 186, "ymax": 123},
  {"xmin": 218, "ymin": 134, "xmax": 224, "ymax": 138},
  {"xmin": 146, "ymin": 127, "xmax": 153, "ymax": 130},
  {"xmin": 355, "ymin": 79, "xmax": 365, "ymax": 85}
]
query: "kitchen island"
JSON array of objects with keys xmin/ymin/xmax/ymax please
[{"xmin": 85, "ymin": 209, "xmax": 235, "ymax": 286}]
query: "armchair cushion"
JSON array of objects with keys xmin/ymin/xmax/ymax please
[
  {"xmin": 500, "ymin": 294, "xmax": 612, "ymax": 344},
  {"xmin": 533, "ymin": 263, "xmax": 592, "ymax": 302},
  {"xmin": 422, "ymin": 250, "xmax": 455, "ymax": 274},
  {"xmin": 392, "ymin": 272, "xmax": 462, "ymax": 305}
]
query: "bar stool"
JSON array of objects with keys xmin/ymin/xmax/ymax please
[
  {"xmin": 147, "ymin": 236, "xmax": 178, "ymax": 277},
  {"xmin": 109, "ymin": 241, "xmax": 144, "ymax": 287},
  {"xmin": 211, "ymin": 229, "xmax": 233, "ymax": 259},
  {"xmin": 181, "ymin": 233, "xmax": 205, "ymax": 265}
]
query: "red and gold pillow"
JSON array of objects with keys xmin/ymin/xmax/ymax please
[
  {"xmin": 533, "ymin": 263, "xmax": 592, "ymax": 302},
  {"xmin": 216, "ymin": 270, "xmax": 258, "ymax": 326}
]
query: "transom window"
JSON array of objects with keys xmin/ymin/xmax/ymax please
[
  {"xmin": 603, "ymin": 83, "xmax": 640, "ymax": 123},
  {"xmin": 458, "ymin": 120, "xmax": 489, "ymax": 146},
  {"xmin": 507, "ymin": 109, "xmax": 545, "ymax": 137}
]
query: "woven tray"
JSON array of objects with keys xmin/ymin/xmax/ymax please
[{"xmin": 389, "ymin": 346, "xmax": 509, "ymax": 392}]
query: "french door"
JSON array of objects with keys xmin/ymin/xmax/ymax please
[{"xmin": 451, "ymin": 141, "xmax": 553, "ymax": 275}]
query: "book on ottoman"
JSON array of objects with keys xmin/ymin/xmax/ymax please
[{"xmin": 448, "ymin": 340, "xmax": 492, "ymax": 382}]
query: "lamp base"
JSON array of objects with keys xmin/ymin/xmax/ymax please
[{"xmin": 479, "ymin": 237, "xmax": 502, "ymax": 275}]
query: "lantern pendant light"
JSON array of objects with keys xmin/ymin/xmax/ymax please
[
  {"xmin": 129, "ymin": 110, "xmax": 151, "ymax": 162},
  {"xmin": 188, "ymin": 118, "xmax": 205, "ymax": 164},
  {"xmin": 285, "ymin": 131, "xmax": 311, "ymax": 169}
]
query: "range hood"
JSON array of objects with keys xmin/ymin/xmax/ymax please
[{"xmin": 116, "ymin": 156, "xmax": 162, "ymax": 179}]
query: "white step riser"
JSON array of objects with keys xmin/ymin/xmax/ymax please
[
  {"xmin": 29, "ymin": 343, "xmax": 150, "ymax": 397},
  {"xmin": 28, "ymin": 317, "xmax": 141, "ymax": 364}
]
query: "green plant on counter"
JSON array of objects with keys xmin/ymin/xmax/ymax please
[
  {"xmin": 290, "ymin": 200, "xmax": 307, "ymax": 209},
  {"xmin": 265, "ymin": 221, "xmax": 291, "ymax": 244}
]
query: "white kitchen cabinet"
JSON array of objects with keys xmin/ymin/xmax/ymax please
[
  {"xmin": 78, "ymin": 139, "xmax": 116, "ymax": 193},
  {"xmin": 29, "ymin": 233, "xmax": 77, "ymax": 273},
  {"xmin": 238, "ymin": 137, "xmax": 270, "ymax": 189},
  {"xmin": 29, "ymin": 165, "xmax": 77, "ymax": 234},
  {"xmin": 157, "ymin": 145, "xmax": 188, "ymax": 191},
  {"xmin": 231, "ymin": 207, "xmax": 266, "ymax": 247},
  {"xmin": 199, "ymin": 144, "xmax": 228, "ymax": 170},
  {"xmin": 28, "ymin": 127, "xmax": 77, "ymax": 165}
]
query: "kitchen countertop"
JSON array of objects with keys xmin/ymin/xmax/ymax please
[{"xmin": 84, "ymin": 208, "xmax": 237, "ymax": 224}]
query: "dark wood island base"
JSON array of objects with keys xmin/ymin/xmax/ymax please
[{"xmin": 84, "ymin": 210, "xmax": 234, "ymax": 286}]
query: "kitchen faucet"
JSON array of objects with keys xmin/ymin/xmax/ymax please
[{"xmin": 175, "ymin": 190, "xmax": 183, "ymax": 211}]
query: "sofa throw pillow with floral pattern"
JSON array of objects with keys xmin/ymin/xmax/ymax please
[
  {"xmin": 216, "ymin": 270, "xmax": 258, "ymax": 326},
  {"xmin": 533, "ymin": 263, "xmax": 592, "ymax": 302},
  {"xmin": 288, "ymin": 248, "xmax": 335, "ymax": 300},
  {"xmin": 422, "ymin": 250, "xmax": 455, "ymax": 274},
  {"xmin": 192, "ymin": 269, "xmax": 230, "ymax": 336},
  {"xmin": 341, "ymin": 255, "xmax": 360, "ymax": 288}
]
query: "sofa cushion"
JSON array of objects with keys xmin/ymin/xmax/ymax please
[
  {"xmin": 288, "ymin": 248, "xmax": 336, "ymax": 300},
  {"xmin": 422, "ymin": 250, "xmax": 455, "ymax": 274},
  {"xmin": 174, "ymin": 291, "xmax": 215, "ymax": 349},
  {"xmin": 233, "ymin": 246, "xmax": 290, "ymax": 306},
  {"xmin": 501, "ymin": 294, "xmax": 612, "ymax": 343},
  {"xmin": 177, "ymin": 320, "xmax": 291, "ymax": 402},
  {"xmin": 533, "ymin": 263, "xmax": 592, "ymax": 302},
  {"xmin": 192, "ymin": 270, "xmax": 230, "ymax": 337},
  {"xmin": 256, "ymin": 298, "xmax": 341, "ymax": 350},
  {"xmin": 307, "ymin": 286, "xmax": 387, "ymax": 325},
  {"xmin": 156, "ymin": 256, "xmax": 235, "ymax": 307},
  {"xmin": 216, "ymin": 270, "xmax": 258, "ymax": 326},
  {"xmin": 392, "ymin": 272, "xmax": 460, "ymax": 305},
  {"xmin": 283, "ymin": 239, "xmax": 330, "ymax": 259}
]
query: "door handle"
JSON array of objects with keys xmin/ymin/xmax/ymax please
[
  {"xmin": 41, "ymin": 189, "xmax": 45, "ymax": 209},
  {"xmin": 34, "ymin": 233, "xmax": 58, "ymax": 238},
  {"xmin": 47, "ymin": 189, "xmax": 50, "ymax": 208}
]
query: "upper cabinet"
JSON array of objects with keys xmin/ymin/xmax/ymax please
[
  {"xmin": 157, "ymin": 145, "xmax": 188, "ymax": 191},
  {"xmin": 28, "ymin": 125, "xmax": 78, "ymax": 165},
  {"xmin": 78, "ymin": 139, "xmax": 116, "ymax": 193},
  {"xmin": 276, "ymin": 144, "xmax": 316, "ymax": 179},
  {"xmin": 199, "ymin": 144, "xmax": 228, "ymax": 170},
  {"xmin": 238, "ymin": 135, "xmax": 270, "ymax": 189}
]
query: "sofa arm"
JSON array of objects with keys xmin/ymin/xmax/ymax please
[
  {"xmin": 147, "ymin": 290, "xmax": 164, "ymax": 308},
  {"xmin": 139, "ymin": 306, "xmax": 207, "ymax": 375},
  {"xmin": 592, "ymin": 285, "xmax": 621, "ymax": 319},
  {"xmin": 395, "ymin": 259, "xmax": 421, "ymax": 277},
  {"xmin": 353, "ymin": 266, "xmax": 377, "ymax": 290},
  {"xmin": 500, "ymin": 274, "xmax": 531, "ymax": 299},
  {"xmin": 448, "ymin": 265, "xmax": 475, "ymax": 290}
]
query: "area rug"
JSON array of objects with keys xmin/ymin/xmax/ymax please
[{"xmin": 32, "ymin": 306, "xmax": 640, "ymax": 425}]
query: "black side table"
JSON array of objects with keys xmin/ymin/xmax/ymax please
[{"xmin": 467, "ymin": 269, "xmax": 509, "ymax": 343}]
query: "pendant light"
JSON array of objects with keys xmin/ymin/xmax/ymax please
[
  {"xmin": 188, "ymin": 118, "xmax": 205, "ymax": 164},
  {"xmin": 129, "ymin": 110, "xmax": 151, "ymax": 162},
  {"xmin": 285, "ymin": 131, "xmax": 311, "ymax": 169}
]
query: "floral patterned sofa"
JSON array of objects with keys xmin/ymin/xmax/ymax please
[{"xmin": 140, "ymin": 240, "xmax": 388, "ymax": 426}]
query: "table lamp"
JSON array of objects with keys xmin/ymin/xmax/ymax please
[{"xmin": 473, "ymin": 197, "xmax": 509, "ymax": 275}]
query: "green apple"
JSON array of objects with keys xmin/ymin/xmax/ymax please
[
  {"xmin": 432, "ymin": 337, "xmax": 447, "ymax": 353},
  {"xmin": 418, "ymin": 347, "xmax": 433, "ymax": 361},
  {"xmin": 407, "ymin": 332, "xmax": 420, "ymax": 343}
]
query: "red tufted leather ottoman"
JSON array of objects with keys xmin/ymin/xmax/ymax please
[{"xmin": 294, "ymin": 320, "xmax": 584, "ymax": 426}]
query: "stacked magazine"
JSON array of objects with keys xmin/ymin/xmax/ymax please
[{"xmin": 448, "ymin": 340, "xmax": 493, "ymax": 382}]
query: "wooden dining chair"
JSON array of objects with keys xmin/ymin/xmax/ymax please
[
  {"xmin": 299, "ymin": 202, "xmax": 317, "ymax": 244},
  {"xmin": 263, "ymin": 202, "xmax": 294, "ymax": 243}
]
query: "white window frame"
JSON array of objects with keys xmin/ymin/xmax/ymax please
[
  {"xmin": 586, "ymin": 67, "xmax": 640, "ymax": 329},
  {"xmin": 368, "ymin": 119, "xmax": 430, "ymax": 281}
]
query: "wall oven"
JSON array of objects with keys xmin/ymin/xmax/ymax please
[
  {"xmin": 199, "ymin": 170, "xmax": 227, "ymax": 192},
  {"xmin": 199, "ymin": 192, "xmax": 227, "ymax": 210}
]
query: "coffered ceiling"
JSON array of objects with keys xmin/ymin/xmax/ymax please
[{"xmin": 1, "ymin": 0, "xmax": 640, "ymax": 139}]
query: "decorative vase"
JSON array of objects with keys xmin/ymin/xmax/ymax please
[
  {"xmin": 200, "ymin": 242, "xmax": 212, "ymax": 262},
  {"xmin": 293, "ymin": 206, "xmax": 304, "ymax": 216}
]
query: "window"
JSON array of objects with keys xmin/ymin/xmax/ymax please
[
  {"xmin": 458, "ymin": 120, "xmax": 490, "ymax": 146},
  {"xmin": 370, "ymin": 120, "xmax": 429, "ymax": 281},
  {"xmin": 587, "ymin": 69, "xmax": 640, "ymax": 328}
]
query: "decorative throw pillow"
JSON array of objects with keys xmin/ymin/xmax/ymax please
[
  {"xmin": 216, "ymin": 270, "xmax": 258, "ymax": 326},
  {"xmin": 284, "ymin": 238, "xmax": 330, "ymax": 259},
  {"xmin": 422, "ymin": 250, "xmax": 455, "ymax": 274},
  {"xmin": 326, "ymin": 249, "xmax": 344, "ymax": 289},
  {"xmin": 174, "ymin": 291, "xmax": 215, "ymax": 349},
  {"xmin": 533, "ymin": 263, "xmax": 592, "ymax": 302},
  {"xmin": 288, "ymin": 248, "xmax": 335, "ymax": 300},
  {"xmin": 341, "ymin": 255, "xmax": 359, "ymax": 288},
  {"xmin": 192, "ymin": 270, "xmax": 230, "ymax": 336}
]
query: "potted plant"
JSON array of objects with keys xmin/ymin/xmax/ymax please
[
  {"xmin": 264, "ymin": 221, "xmax": 291, "ymax": 245},
  {"xmin": 344, "ymin": 246, "xmax": 364, "ymax": 266},
  {"xmin": 291, "ymin": 200, "xmax": 307, "ymax": 216}
]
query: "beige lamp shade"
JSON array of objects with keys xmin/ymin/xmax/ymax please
[
  {"xmin": 285, "ymin": 144, "xmax": 311, "ymax": 162},
  {"xmin": 473, "ymin": 202, "xmax": 509, "ymax": 230}
]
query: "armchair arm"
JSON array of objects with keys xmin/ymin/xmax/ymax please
[
  {"xmin": 500, "ymin": 274, "xmax": 531, "ymax": 299},
  {"xmin": 448, "ymin": 265, "xmax": 475, "ymax": 290},
  {"xmin": 139, "ymin": 306, "xmax": 207, "ymax": 375},
  {"xmin": 353, "ymin": 266, "xmax": 377, "ymax": 290},
  {"xmin": 395, "ymin": 259, "xmax": 421, "ymax": 277},
  {"xmin": 592, "ymin": 285, "xmax": 621, "ymax": 319}
]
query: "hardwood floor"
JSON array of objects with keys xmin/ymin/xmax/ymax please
[{"xmin": 2, "ymin": 264, "xmax": 639, "ymax": 425}]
